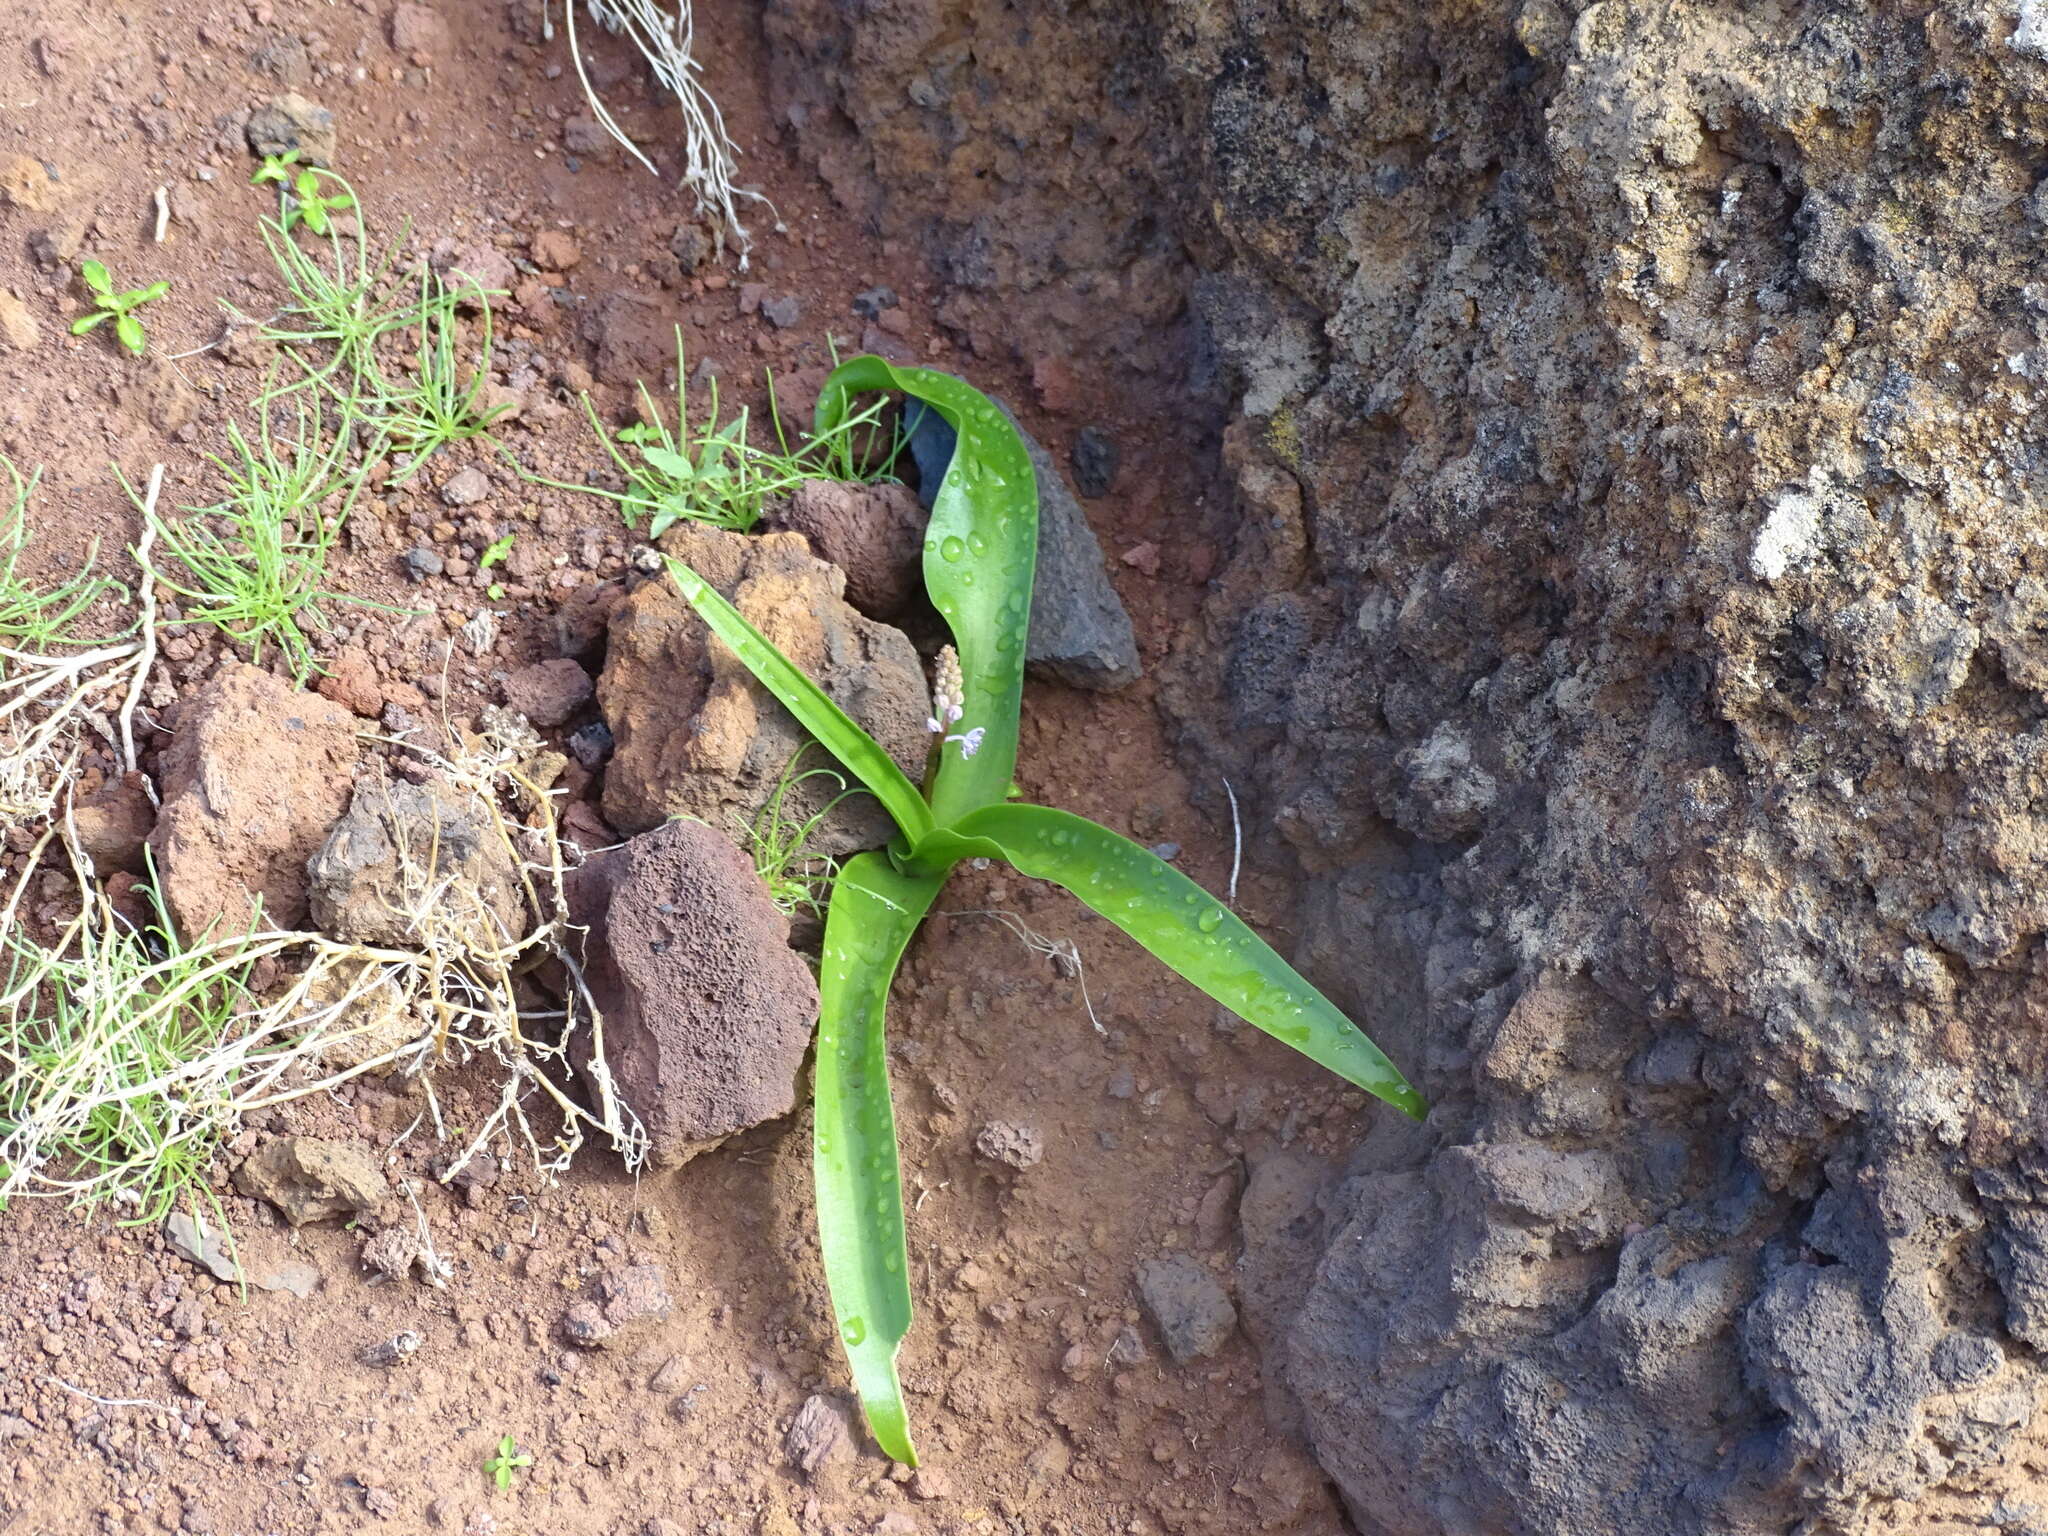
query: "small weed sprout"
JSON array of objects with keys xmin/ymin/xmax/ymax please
[
  {"xmin": 742, "ymin": 748, "xmax": 857, "ymax": 920},
  {"xmin": 484, "ymin": 1433, "xmax": 532, "ymax": 1492},
  {"xmin": 549, "ymin": 332, "xmax": 900, "ymax": 536},
  {"xmin": 250, "ymin": 149, "xmax": 301, "ymax": 188},
  {"xmin": 278, "ymin": 167, "xmax": 357, "ymax": 238},
  {"xmin": 71, "ymin": 260, "xmax": 170, "ymax": 356},
  {"xmin": 0, "ymin": 458, "xmax": 122, "ymax": 648}
]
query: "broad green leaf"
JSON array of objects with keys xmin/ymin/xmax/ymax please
[
  {"xmin": 950, "ymin": 803, "xmax": 1427, "ymax": 1119},
  {"xmin": 80, "ymin": 260, "xmax": 111, "ymax": 296},
  {"xmin": 136, "ymin": 282, "xmax": 171, "ymax": 304},
  {"xmin": 815, "ymin": 358, "xmax": 1036, "ymax": 825},
  {"xmin": 661, "ymin": 556, "xmax": 936, "ymax": 845},
  {"xmin": 115, "ymin": 315, "xmax": 146, "ymax": 355},
  {"xmin": 815, "ymin": 852, "xmax": 946, "ymax": 1465},
  {"xmin": 70, "ymin": 313, "xmax": 110, "ymax": 336},
  {"xmin": 640, "ymin": 445, "xmax": 696, "ymax": 481}
]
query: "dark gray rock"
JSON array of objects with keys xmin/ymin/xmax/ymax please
[
  {"xmin": 245, "ymin": 93, "xmax": 336, "ymax": 166},
  {"xmin": 1070, "ymin": 425, "xmax": 1119, "ymax": 498},
  {"xmin": 1137, "ymin": 1253, "xmax": 1237, "ymax": 1363},
  {"xmin": 760, "ymin": 294, "xmax": 801, "ymax": 329},
  {"xmin": 907, "ymin": 401, "xmax": 1139, "ymax": 691},
  {"xmin": 401, "ymin": 546, "xmax": 443, "ymax": 580},
  {"xmin": 851, "ymin": 285, "xmax": 897, "ymax": 319}
]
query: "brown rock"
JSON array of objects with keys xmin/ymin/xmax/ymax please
[
  {"xmin": 148, "ymin": 662, "xmax": 360, "ymax": 936},
  {"xmin": 762, "ymin": 478, "xmax": 928, "ymax": 618},
  {"xmin": 530, "ymin": 230, "xmax": 582, "ymax": 271},
  {"xmin": 973, "ymin": 1121, "xmax": 1045, "ymax": 1170},
  {"xmin": 785, "ymin": 1394, "xmax": 853, "ymax": 1478},
  {"xmin": 244, "ymin": 94, "xmax": 336, "ymax": 166},
  {"xmin": 598, "ymin": 524, "xmax": 928, "ymax": 856},
  {"xmin": 388, "ymin": 2, "xmax": 452, "ymax": 60},
  {"xmin": 233, "ymin": 1137, "xmax": 387, "ymax": 1225},
  {"xmin": 306, "ymin": 779, "xmax": 527, "ymax": 949},
  {"xmin": 560, "ymin": 1263, "xmax": 674, "ymax": 1349},
  {"xmin": 0, "ymin": 291, "xmax": 41, "ymax": 351},
  {"xmin": 581, "ymin": 293, "xmax": 672, "ymax": 387},
  {"xmin": 566, "ymin": 820, "xmax": 819, "ymax": 1166},
  {"xmin": 70, "ymin": 772, "xmax": 155, "ymax": 876},
  {"xmin": 447, "ymin": 241, "xmax": 516, "ymax": 298},
  {"xmin": 315, "ymin": 647, "xmax": 383, "ymax": 717},
  {"xmin": 0, "ymin": 155, "xmax": 65, "ymax": 214},
  {"xmin": 501, "ymin": 658, "xmax": 594, "ymax": 728}
]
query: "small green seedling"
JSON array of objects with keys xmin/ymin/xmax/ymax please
[
  {"xmin": 279, "ymin": 169, "xmax": 356, "ymax": 238},
  {"xmin": 484, "ymin": 1434, "xmax": 532, "ymax": 1492},
  {"xmin": 71, "ymin": 261, "xmax": 169, "ymax": 356},
  {"xmin": 479, "ymin": 533, "xmax": 515, "ymax": 570},
  {"xmin": 663, "ymin": 357, "xmax": 1426, "ymax": 1466},
  {"xmin": 250, "ymin": 149, "xmax": 301, "ymax": 188}
]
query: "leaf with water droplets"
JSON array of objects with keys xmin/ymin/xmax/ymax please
[
  {"xmin": 953, "ymin": 803, "xmax": 1426, "ymax": 1119},
  {"xmin": 814, "ymin": 852, "xmax": 948, "ymax": 1466},
  {"xmin": 813, "ymin": 357, "xmax": 1037, "ymax": 825}
]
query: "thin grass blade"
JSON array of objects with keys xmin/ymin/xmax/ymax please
[
  {"xmin": 947, "ymin": 803, "xmax": 1426, "ymax": 1118},
  {"xmin": 660, "ymin": 557, "xmax": 935, "ymax": 844},
  {"xmin": 815, "ymin": 851, "xmax": 946, "ymax": 1464}
]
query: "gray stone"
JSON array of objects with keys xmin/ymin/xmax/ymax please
[
  {"xmin": 439, "ymin": 466, "xmax": 490, "ymax": 507},
  {"xmin": 245, "ymin": 93, "xmax": 336, "ymax": 166},
  {"xmin": 401, "ymin": 546, "xmax": 443, "ymax": 580},
  {"xmin": 307, "ymin": 779, "xmax": 527, "ymax": 950},
  {"xmin": 1136, "ymin": 1253, "xmax": 1237, "ymax": 1363},
  {"xmin": 1070, "ymin": 425, "xmax": 1119, "ymax": 498},
  {"xmin": 906, "ymin": 401, "xmax": 1140, "ymax": 691}
]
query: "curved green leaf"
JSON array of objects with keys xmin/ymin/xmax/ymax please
[
  {"xmin": 815, "ymin": 358, "xmax": 1036, "ymax": 825},
  {"xmin": 661, "ymin": 557, "xmax": 936, "ymax": 845},
  {"xmin": 951, "ymin": 803, "xmax": 1427, "ymax": 1119},
  {"xmin": 815, "ymin": 852, "xmax": 948, "ymax": 1465}
]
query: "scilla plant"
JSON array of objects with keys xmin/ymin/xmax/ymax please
[{"xmin": 664, "ymin": 357, "xmax": 1425, "ymax": 1464}]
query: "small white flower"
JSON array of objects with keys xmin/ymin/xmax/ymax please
[{"xmin": 946, "ymin": 727, "xmax": 986, "ymax": 760}]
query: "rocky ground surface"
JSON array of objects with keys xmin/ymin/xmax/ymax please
[{"xmin": 0, "ymin": 1, "xmax": 1366, "ymax": 1534}]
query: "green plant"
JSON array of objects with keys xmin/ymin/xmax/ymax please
[
  {"xmin": 244, "ymin": 179, "xmax": 422, "ymax": 399},
  {"xmin": 369, "ymin": 272, "xmax": 510, "ymax": 478},
  {"xmin": 70, "ymin": 261, "xmax": 169, "ymax": 356},
  {"xmin": 551, "ymin": 333, "xmax": 899, "ymax": 537},
  {"xmin": 662, "ymin": 357, "xmax": 1425, "ymax": 1464},
  {"xmin": 479, "ymin": 532, "xmax": 515, "ymax": 571},
  {"xmin": 250, "ymin": 149, "xmax": 301, "ymax": 188},
  {"xmin": 278, "ymin": 168, "xmax": 357, "ymax": 238},
  {"xmin": 742, "ymin": 747, "xmax": 858, "ymax": 921},
  {"xmin": 135, "ymin": 401, "xmax": 387, "ymax": 679},
  {"xmin": 484, "ymin": 1434, "xmax": 532, "ymax": 1492},
  {"xmin": 0, "ymin": 458, "xmax": 122, "ymax": 647},
  {"xmin": 0, "ymin": 858, "xmax": 262, "ymax": 1227}
]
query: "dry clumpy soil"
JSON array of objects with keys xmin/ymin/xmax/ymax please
[{"xmin": 0, "ymin": 2, "xmax": 1362, "ymax": 1535}]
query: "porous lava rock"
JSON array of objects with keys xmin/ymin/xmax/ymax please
[
  {"xmin": 566, "ymin": 819, "xmax": 818, "ymax": 1167},
  {"xmin": 761, "ymin": 477, "xmax": 927, "ymax": 619}
]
